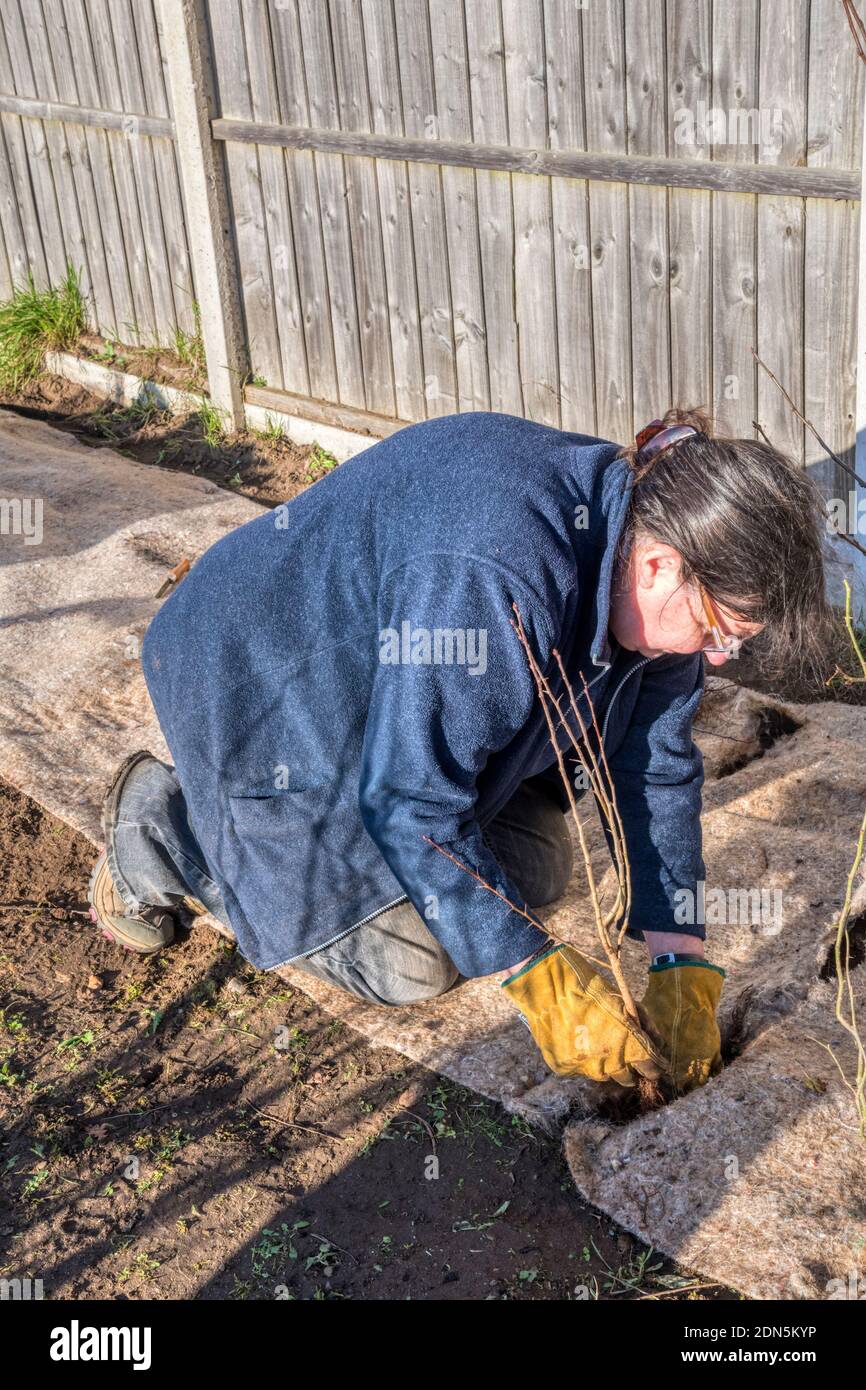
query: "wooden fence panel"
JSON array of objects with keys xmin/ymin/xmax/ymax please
[
  {"xmin": 805, "ymin": 0, "xmax": 861, "ymax": 497},
  {"xmin": 0, "ymin": 0, "xmax": 861, "ymax": 484}
]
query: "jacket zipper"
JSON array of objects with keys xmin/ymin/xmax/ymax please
[
  {"xmin": 274, "ymin": 893, "xmax": 410, "ymax": 968},
  {"xmin": 601, "ymin": 655, "xmax": 652, "ymax": 743}
]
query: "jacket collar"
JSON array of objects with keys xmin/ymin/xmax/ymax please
[{"xmin": 588, "ymin": 455, "xmax": 634, "ymax": 670}]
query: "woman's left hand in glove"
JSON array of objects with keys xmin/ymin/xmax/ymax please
[{"xmin": 638, "ymin": 959, "xmax": 726, "ymax": 1094}]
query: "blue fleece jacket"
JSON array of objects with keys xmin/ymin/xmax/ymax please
[{"xmin": 142, "ymin": 412, "xmax": 705, "ymax": 976}]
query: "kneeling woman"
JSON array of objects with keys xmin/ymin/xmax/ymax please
[{"xmin": 87, "ymin": 407, "xmax": 829, "ymax": 1091}]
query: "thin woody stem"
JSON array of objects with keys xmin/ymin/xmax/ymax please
[
  {"xmin": 576, "ymin": 666, "xmax": 633, "ymax": 946},
  {"xmin": 510, "ymin": 606, "xmax": 641, "ymax": 1024},
  {"xmin": 507, "ymin": 633, "xmax": 630, "ymax": 933},
  {"xmin": 421, "ymin": 835, "xmax": 609, "ymax": 972},
  {"xmin": 751, "ymin": 346, "xmax": 866, "ymax": 490}
]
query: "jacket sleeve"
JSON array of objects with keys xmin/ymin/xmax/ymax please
[
  {"xmin": 603, "ymin": 652, "xmax": 706, "ymax": 943},
  {"xmin": 358, "ymin": 555, "xmax": 555, "ymax": 977}
]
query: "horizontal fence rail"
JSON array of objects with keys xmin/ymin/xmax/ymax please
[{"xmin": 211, "ymin": 118, "xmax": 863, "ymax": 202}]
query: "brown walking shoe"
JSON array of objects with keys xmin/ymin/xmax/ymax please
[{"xmin": 87, "ymin": 850, "xmax": 175, "ymax": 955}]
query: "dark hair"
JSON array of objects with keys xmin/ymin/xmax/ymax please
[{"xmin": 616, "ymin": 406, "xmax": 833, "ymax": 682}]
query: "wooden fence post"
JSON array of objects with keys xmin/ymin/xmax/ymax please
[{"xmin": 156, "ymin": 0, "xmax": 246, "ymax": 430}]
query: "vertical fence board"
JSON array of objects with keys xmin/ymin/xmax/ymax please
[
  {"xmin": 0, "ymin": 212, "xmax": 11, "ymax": 299},
  {"xmin": 667, "ymin": 0, "xmax": 712, "ymax": 415},
  {"xmin": 625, "ymin": 0, "xmax": 671, "ymax": 429},
  {"xmin": 0, "ymin": 112, "xmax": 30, "ymax": 290},
  {"xmin": 85, "ymin": 0, "xmax": 158, "ymax": 342},
  {"xmin": 240, "ymin": 0, "xmax": 309, "ymax": 398},
  {"xmin": 100, "ymin": 0, "xmax": 177, "ymax": 342},
  {"xmin": 756, "ymin": 0, "xmax": 807, "ymax": 462},
  {"xmin": 545, "ymin": 0, "xmax": 594, "ymax": 434},
  {"xmin": 131, "ymin": 0, "xmax": 196, "ymax": 337},
  {"xmin": 25, "ymin": 0, "xmax": 114, "ymax": 330},
  {"xmin": 393, "ymin": 0, "xmax": 456, "ymax": 416},
  {"xmin": 329, "ymin": 0, "xmax": 396, "ymax": 416},
  {"xmin": 296, "ymin": 0, "xmax": 366, "ymax": 408},
  {"xmin": 60, "ymin": 0, "xmax": 136, "ymax": 340},
  {"xmin": 361, "ymin": 0, "xmax": 425, "ymax": 421},
  {"xmin": 429, "ymin": 0, "xmax": 489, "ymax": 414},
  {"xmin": 209, "ymin": 0, "xmax": 284, "ymax": 389},
  {"xmin": 710, "ymin": 0, "xmax": 758, "ymax": 438},
  {"xmin": 804, "ymin": 0, "xmax": 861, "ymax": 495},
  {"xmin": 583, "ymin": 0, "xmax": 632, "ymax": 441},
  {"xmin": 42, "ymin": 0, "xmax": 116, "ymax": 334},
  {"xmin": 501, "ymin": 0, "xmax": 559, "ymax": 426},
  {"xmin": 268, "ymin": 0, "xmax": 338, "ymax": 405},
  {"xmin": 0, "ymin": 4, "xmax": 67, "ymax": 287},
  {"xmin": 464, "ymin": 0, "xmax": 521, "ymax": 416}
]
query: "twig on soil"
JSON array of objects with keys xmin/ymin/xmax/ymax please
[
  {"xmin": 98, "ymin": 1105, "xmax": 174, "ymax": 1122},
  {"xmin": 637, "ymin": 1282, "xmax": 724, "ymax": 1300},
  {"xmin": 310, "ymin": 1231, "xmax": 358, "ymax": 1263},
  {"xmin": 244, "ymin": 1101, "xmax": 347, "ymax": 1142},
  {"xmin": 401, "ymin": 1110, "xmax": 437, "ymax": 1148}
]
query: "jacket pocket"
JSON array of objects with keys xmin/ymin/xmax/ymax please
[{"xmin": 228, "ymin": 783, "xmax": 334, "ymax": 836}]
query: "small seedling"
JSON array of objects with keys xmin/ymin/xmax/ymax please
[{"xmin": 306, "ymin": 444, "xmax": 338, "ymax": 478}]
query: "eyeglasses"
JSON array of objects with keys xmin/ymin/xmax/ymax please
[{"xmin": 697, "ymin": 583, "xmax": 744, "ymax": 659}]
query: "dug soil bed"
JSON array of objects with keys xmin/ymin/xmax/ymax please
[
  {"xmin": 0, "ymin": 371, "xmax": 327, "ymax": 509},
  {"xmin": 0, "ymin": 781, "xmax": 739, "ymax": 1301}
]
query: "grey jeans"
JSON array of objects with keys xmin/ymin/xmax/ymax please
[{"xmin": 106, "ymin": 755, "xmax": 573, "ymax": 1006}]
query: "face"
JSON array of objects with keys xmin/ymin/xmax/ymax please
[{"xmin": 608, "ymin": 539, "xmax": 764, "ymax": 667}]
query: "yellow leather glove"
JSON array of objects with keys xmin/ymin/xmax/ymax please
[
  {"xmin": 502, "ymin": 944, "xmax": 668, "ymax": 1086},
  {"xmin": 639, "ymin": 960, "xmax": 725, "ymax": 1094}
]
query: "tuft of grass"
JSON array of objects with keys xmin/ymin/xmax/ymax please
[
  {"xmin": 196, "ymin": 396, "xmax": 227, "ymax": 449},
  {"xmin": 0, "ymin": 263, "xmax": 86, "ymax": 392},
  {"xmin": 257, "ymin": 414, "xmax": 285, "ymax": 444},
  {"xmin": 169, "ymin": 300, "xmax": 207, "ymax": 385}
]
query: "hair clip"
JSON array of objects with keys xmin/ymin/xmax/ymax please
[{"xmin": 635, "ymin": 422, "xmax": 698, "ymax": 468}]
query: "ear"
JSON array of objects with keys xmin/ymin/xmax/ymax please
[{"xmin": 634, "ymin": 541, "xmax": 683, "ymax": 591}]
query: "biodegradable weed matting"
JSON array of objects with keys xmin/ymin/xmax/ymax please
[{"xmin": 2, "ymin": 410, "xmax": 865, "ymax": 1299}]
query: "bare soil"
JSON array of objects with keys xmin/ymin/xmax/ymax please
[
  {"xmin": 0, "ymin": 782, "xmax": 739, "ymax": 1302},
  {"xmin": 77, "ymin": 331, "xmax": 208, "ymax": 395},
  {"xmin": 0, "ymin": 370, "xmax": 328, "ymax": 509}
]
